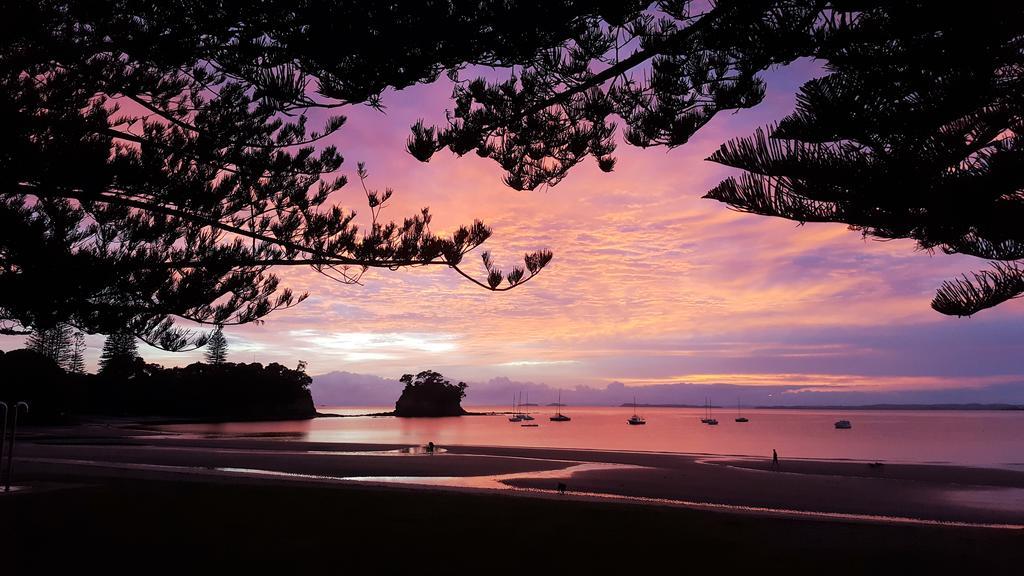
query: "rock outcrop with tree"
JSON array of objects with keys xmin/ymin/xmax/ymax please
[{"xmin": 394, "ymin": 370, "xmax": 468, "ymax": 417}]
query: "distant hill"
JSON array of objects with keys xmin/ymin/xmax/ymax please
[
  {"xmin": 311, "ymin": 370, "xmax": 1024, "ymax": 410},
  {"xmin": 621, "ymin": 403, "xmax": 721, "ymax": 408},
  {"xmin": 622, "ymin": 403, "xmax": 1023, "ymax": 410},
  {"xmin": 310, "ymin": 373, "xmax": 563, "ymax": 406},
  {"xmin": 754, "ymin": 403, "xmax": 1024, "ymax": 411}
]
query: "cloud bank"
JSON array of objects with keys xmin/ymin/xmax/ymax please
[{"xmin": 312, "ymin": 372, "xmax": 1024, "ymax": 408}]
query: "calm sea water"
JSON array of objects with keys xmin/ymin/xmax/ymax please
[{"xmin": 159, "ymin": 406, "xmax": 1024, "ymax": 468}]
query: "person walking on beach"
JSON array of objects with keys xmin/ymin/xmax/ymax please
[{"xmin": 771, "ymin": 449, "xmax": 779, "ymax": 470}]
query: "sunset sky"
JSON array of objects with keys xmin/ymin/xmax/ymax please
[{"xmin": 8, "ymin": 59, "xmax": 1024, "ymax": 401}]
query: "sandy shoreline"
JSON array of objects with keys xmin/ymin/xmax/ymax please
[
  {"xmin": 7, "ymin": 420, "xmax": 1024, "ymax": 528},
  {"xmin": 5, "ymin": 475, "xmax": 1021, "ymax": 574},
  {"xmin": 6, "ymin": 420, "xmax": 1024, "ymax": 572}
]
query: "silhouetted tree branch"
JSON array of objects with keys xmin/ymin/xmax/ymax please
[
  {"xmin": 408, "ymin": 1, "xmax": 824, "ymax": 189},
  {"xmin": 2, "ymin": 1, "xmax": 574, "ymax": 349},
  {"xmin": 703, "ymin": 2, "xmax": 1024, "ymax": 316},
  {"xmin": 406, "ymin": 1, "xmax": 1023, "ymax": 316}
]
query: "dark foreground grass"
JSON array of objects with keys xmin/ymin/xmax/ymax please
[{"xmin": 2, "ymin": 478, "xmax": 1021, "ymax": 574}]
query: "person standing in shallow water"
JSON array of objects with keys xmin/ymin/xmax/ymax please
[{"xmin": 772, "ymin": 449, "xmax": 779, "ymax": 470}]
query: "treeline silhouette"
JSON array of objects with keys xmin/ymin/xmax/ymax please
[{"xmin": 0, "ymin": 348, "xmax": 315, "ymax": 424}]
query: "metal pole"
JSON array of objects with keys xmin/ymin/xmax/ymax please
[
  {"xmin": 4, "ymin": 402, "xmax": 27, "ymax": 492},
  {"xmin": 0, "ymin": 402, "xmax": 7, "ymax": 489}
]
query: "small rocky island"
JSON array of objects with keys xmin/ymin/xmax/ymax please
[{"xmin": 394, "ymin": 370, "xmax": 468, "ymax": 417}]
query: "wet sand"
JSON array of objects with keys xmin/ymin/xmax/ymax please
[
  {"xmin": 5, "ymin": 421, "xmax": 1024, "ymax": 572},
  {"xmin": 8, "ymin": 422, "xmax": 1024, "ymax": 527},
  {"xmin": 5, "ymin": 476, "xmax": 1022, "ymax": 574}
]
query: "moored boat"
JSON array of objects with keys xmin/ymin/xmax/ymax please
[
  {"xmin": 702, "ymin": 397, "xmax": 718, "ymax": 425},
  {"xmin": 627, "ymin": 396, "xmax": 646, "ymax": 425},
  {"xmin": 521, "ymin": 392, "xmax": 535, "ymax": 420},
  {"xmin": 735, "ymin": 397, "xmax": 749, "ymax": 423},
  {"xmin": 509, "ymin": 394, "xmax": 523, "ymax": 422},
  {"xmin": 550, "ymin": 391, "xmax": 571, "ymax": 422}
]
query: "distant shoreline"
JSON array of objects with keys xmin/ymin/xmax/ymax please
[
  {"xmin": 315, "ymin": 410, "xmax": 500, "ymax": 419},
  {"xmin": 313, "ymin": 403, "xmax": 1024, "ymax": 413},
  {"xmin": 619, "ymin": 403, "xmax": 1024, "ymax": 411}
]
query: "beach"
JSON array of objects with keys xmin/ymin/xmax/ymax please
[
  {"xmin": 2, "ymin": 419, "xmax": 1023, "ymax": 572},
  {"xmin": 5, "ymin": 4, "xmax": 1022, "ymax": 573}
]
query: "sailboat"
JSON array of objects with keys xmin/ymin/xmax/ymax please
[
  {"xmin": 627, "ymin": 396, "xmax": 646, "ymax": 425},
  {"xmin": 508, "ymin": 394, "xmax": 523, "ymax": 422},
  {"xmin": 550, "ymin": 390, "xmax": 571, "ymax": 422},
  {"xmin": 521, "ymin": 391, "xmax": 535, "ymax": 421},
  {"xmin": 702, "ymin": 397, "xmax": 718, "ymax": 425},
  {"xmin": 735, "ymin": 397, "xmax": 749, "ymax": 423}
]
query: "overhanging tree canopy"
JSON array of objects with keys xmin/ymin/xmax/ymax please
[
  {"xmin": 703, "ymin": 3, "xmax": 1024, "ymax": 316},
  {"xmin": 408, "ymin": 0, "xmax": 1024, "ymax": 316},
  {"xmin": 1, "ymin": 0, "xmax": 627, "ymax": 348},
  {"xmin": 5, "ymin": 0, "xmax": 1021, "ymax": 349},
  {"xmin": 408, "ymin": 0, "xmax": 824, "ymax": 189}
]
